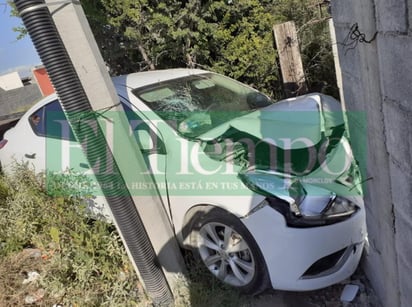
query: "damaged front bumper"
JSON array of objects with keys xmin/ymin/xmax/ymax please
[{"xmin": 241, "ymin": 196, "xmax": 367, "ymax": 291}]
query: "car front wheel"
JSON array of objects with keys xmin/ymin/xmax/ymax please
[{"xmin": 190, "ymin": 208, "xmax": 269, "ymax": 294}]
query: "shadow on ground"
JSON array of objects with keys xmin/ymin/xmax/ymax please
[{"xmin": 178, "ymin": 253, "xmax": 380, "ymax": 307}]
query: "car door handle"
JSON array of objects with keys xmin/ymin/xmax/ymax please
[
  {"xmin": 25, "ymin": 153, "xmax": 36, "ymax": 159},
  {"xmin": 79, "ymin": 163, "xmax": 90, "ymax": 169}
]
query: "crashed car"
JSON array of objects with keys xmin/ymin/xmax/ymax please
[{"xmin": 0, "ymin": 69, "xmax": 366, "ymax": 293}]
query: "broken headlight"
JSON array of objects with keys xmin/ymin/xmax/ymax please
[
  {"xmin": 239, "ymin": 170, "xmax": 358, "ymax": 227},
  {"xmin": 267, "ymin": 194, "xmax": 358, "ymax": 228}
]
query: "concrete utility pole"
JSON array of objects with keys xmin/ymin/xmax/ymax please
[{"xmin": 40, "ymin": 0, "xmax": 186, "ymax": 302}]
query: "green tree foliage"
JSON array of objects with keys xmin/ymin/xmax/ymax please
[
  {"xmin": 10, "ymin": 0, "xmax": 337, "ymax": 98},
  {"xmin": 82, "ymin": 0, "xmax": 336, "ymax": 97},
  {"xmin": 87, "ymin": 0, "xmax": 281, "ymax": 95},
  {"xmin": 7, "ymin": 0, "xmax": 28, "ymax": 39}
]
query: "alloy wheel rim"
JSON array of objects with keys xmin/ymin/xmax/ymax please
[{"xmin": 197, "ymin": 222, "xmax": 255, "ymax": 287}]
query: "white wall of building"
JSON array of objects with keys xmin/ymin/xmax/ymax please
[{"xmin": 0, "ymin": 72, "xmax": 23, "ymax": 91}]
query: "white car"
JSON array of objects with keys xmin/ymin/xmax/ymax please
[{"xmin": 0, "ymin": 69, "xmax": 366, "ymax": 293}]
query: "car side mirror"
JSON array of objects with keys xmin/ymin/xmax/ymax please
[{"xmin": 246, "ymin": 92, "xmax": 272, "ymax": 109}]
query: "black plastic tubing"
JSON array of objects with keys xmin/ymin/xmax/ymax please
[{"xmin": 13, "ymin": 1, "xmax": 173, "ymax": 305}]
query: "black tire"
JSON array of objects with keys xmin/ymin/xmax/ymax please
[{"xmin": 189, "ymin": 207, "xmax": 269, "ymax": 295}]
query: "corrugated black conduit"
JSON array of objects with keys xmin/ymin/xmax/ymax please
[{"xmin": 14, "ymin": 1, "xmax": 173, "ymax": 305}]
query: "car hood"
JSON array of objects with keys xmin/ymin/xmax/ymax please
[{"xmin": 199, "ymin": 93, "xmax": 344, "ymax": 150}]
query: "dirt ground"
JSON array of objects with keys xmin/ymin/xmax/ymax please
[{"xmin": 249, "ymin": 269, "xmax": 380, "ymax": 307}]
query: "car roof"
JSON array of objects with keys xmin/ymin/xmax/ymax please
[
  {"xmin": 31, "ymin": 68, "xmax": 210, "ymax": 110},
  {"xmin": 112, "ymin": 68, "xmax": 208, "ymax": 89}
]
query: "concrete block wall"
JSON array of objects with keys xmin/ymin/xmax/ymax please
[
  {"xmin": 0, "ymin": 83, "xmax": 41, "ymax": 115},
  {"xmin": 331, "ymin": 0, "xmax": 412, "ymax": 306}
]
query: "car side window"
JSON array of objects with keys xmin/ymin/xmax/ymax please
[
  {"xmin": 121, "ymin": 102, "xmax": 166, "ymax": 154},
  {"xmin": 29, "ymin": 100, "xmax": 75, "ymax": 141},
  {"xmin": 29, "ymin": 107, "xmax": 45, "ymax": 135}
]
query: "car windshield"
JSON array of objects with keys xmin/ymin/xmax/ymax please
[{"xmin": 132, "ymin": 73, "xmax": 274, "ymax": 138}]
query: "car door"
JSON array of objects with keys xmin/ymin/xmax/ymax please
[
  {"xmin": 121, "ymin": 101, "xmax": 170, "ymax": 217},
  {"xmin": 15, "ymin": 102, "xmax": 48, "ymax": 172},
  {"xmin": 37, "ymin": 99, "xmax": 92, "ymax": 174},
  {"xmin": 2, "ymin": 99, "xmax": 70, "ymax": 173}
]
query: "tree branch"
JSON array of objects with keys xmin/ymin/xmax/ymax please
[{"xmin": 137, "ymin": 43, "xmax": 155, "ymax": 70}]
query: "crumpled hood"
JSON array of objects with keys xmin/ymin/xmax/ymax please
[
  {"xmin": 238, "ymin": 135, "xmax": 362, "ymax": 201},
  {"xmin": 199, "ymin": 93, "xmax": 344, "ymax": 150}
]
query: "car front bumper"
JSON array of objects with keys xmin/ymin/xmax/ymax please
[{"xmin": 241, "ymin": 198, "xmax": 367, "ymax": 291}]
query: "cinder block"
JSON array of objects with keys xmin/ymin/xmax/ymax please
[
  {"xmin": 364, "ymin": 98, "xmax": 384, "ymax": 137},
  {"xmin": 333, "ymin": 0, "xmax": 378, "ymax": 62},
  {"xmin": 0, "ymin": 84, "xmax": 41, "ymax": 115},
  {"xmin": 394, "ymin": 213, "xmax": 412, "ymax": 267},
  {"xmin": 409, "ymin": 0, "xmax": 412, "ymax": 31},
  {"xmin": 363, "ymin": 161, "xmax": 392, "ymax": 227},
  {"xmin": 363, "ymin": 214, "xmax": 400, "ymax": 307},
  {"xmin": 331, "ymin": 0, "xmax": 358, "ymax": 24},
  {"xmin": 365, "ymin": 127, "xmax": 391, "ymax": 191},
  {"xmin": 383, "ymin": 100, "xmax": 412, "ymax": 173},
  {"xmin": 337, "ymin": 43, "xmax": 363, "ymax": 78},
  {"xmin": 390, "ymin": 161, "xmax": 412, "ymax": 217},
  {"xmin": 341, "ymin": 71, "xmax": 364, "ymax": 109},
  {"xmin": 395, "ymin": 213, "xmax": 412, "ymax": 306},
  {"xmin": 378, "ymin": 35, "xmax": 412, "ymax": 109},
  {"xmin": 375, "ymin": 0, "xmax": 408, "ymax": 32},
  {"xmin": 397, "ymin": 253, "xmax": 412, "ymax": 307}
]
